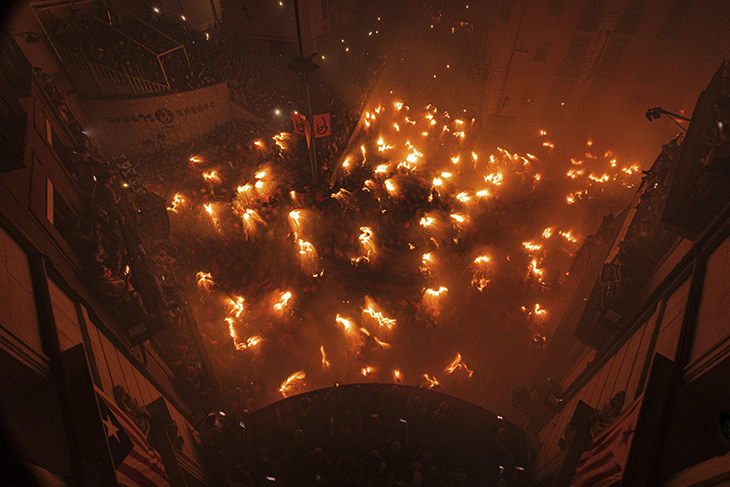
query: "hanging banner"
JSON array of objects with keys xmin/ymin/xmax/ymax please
[
  {"xmin": 313, "ymin": 113, "xmax": 331, "ymax": 138},
  {"xmin": 290, "ymin": 112, "xmax": 307, "ymax": 135}
]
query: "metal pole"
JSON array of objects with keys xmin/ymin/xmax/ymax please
[{"xmin": 293, "ymin": 0, "xmax": 318, "ymax": 187}]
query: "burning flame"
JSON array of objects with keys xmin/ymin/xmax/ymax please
[
  {"xmin": 361, "ymin": 366, "xmax": 376, "ymax": 378},
  {"xmin": 423, "ymin": 374, "xmax": 439, "ymax": 388},
  {"xmin": 288, "ymin": 210, "xmax": 304, "ymax": 238},
  {"xmin": 225, "ymin": 296, "xmax": 250, "ymax": 351},
  {"xmin": 204, "ymin": 204, "xmax": 222, "ymax": 233},
  {"xmin": 246, "ymin": 336, "xmax": 262, "ymax": 348},
  {"xmin": 320, "ymin": 346, "xmax": 331, "ymax": 370},
  {"xmin": 297, "ymin": 239, "xmax": 321, "ymax": 277},
  {"xmin": 374, "ymin": 164, "xmax": 390, "ymax": 176},
  {"xmin": 374, "ymin": 337, "xmax": 391, "ymax": 349},
  {"xmin": 168, "ymin": 193, "xmax": 188, "ymax": 213},
  {"xmin": 384, "ymin": 179, "xmax": 397, "ymax": 194},
  {"xmin": 362, "ymin": 296, "xmax": 396, "ymax": 330},
  {"xmin": 423, "ymin": 286, "xmax": 448, "ymax": 314},
  {"xmin": 273, "ymin": 291, "xmax": 293, "ymax": 314},
  {"xmin": 240, "ymin": 208, "xmax": 266, "ymax": 239},
  {"xmin": 203, "ymin": 170, "xmax": 221, "ymax": 184},
  {"xmin": 484, "ymin": 172, "xmax": 504, "ymax": 186},
  {"xmin": 352, "ymin": 227, "xmax": 377, "ymax": 265},
  {"xmin": 523, "ymin": 241, "xmax": 542, "ymax": 252},
  {"xmin": 542, "ymin": 227, "xmax": 553, "ymax": 239},
  {"xmin": 559, "ymin": 230, "xmax": 579, "ymax": 243},
  {"xmin": 471, "ymin": 255, "xmax": 493, "ymax": 291},
  {"xmin": 445, "ymin": 353, "xmax": 474, "ymax": 378},
  {"xmin": 589, "ymin": 174, "xmax": 610, "ymax": 183},
  {"xmin": 279, "ymin": 371, "xmax": 306, "ymax": 397},
  {"xmin": 336, "ymin": 314, "xmax": 357, "ymax": 334},
  {"xmin": 196, "ymin": 271, "xmax": 215, "ymax": 293},
  {"xmin": 393, "ymin": 369, "xmax": 402, "ymax": 383}
]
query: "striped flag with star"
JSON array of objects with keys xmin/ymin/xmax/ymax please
[
  {"xmin": 95, "ymin": 386, "xmax": 170, "ymax": 487},
  {"xmin": 569, "ymin": 394, "xmax": 643, "ymax": 487}
]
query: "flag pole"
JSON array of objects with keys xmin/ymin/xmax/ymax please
[{"xmin": 293, "ymin": 0, "xmax": 319, "ymax": 188}]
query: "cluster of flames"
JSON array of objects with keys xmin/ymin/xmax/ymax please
[{"xmin": 166, "ymin": 94, "xmax": 645, "ymax": 403}]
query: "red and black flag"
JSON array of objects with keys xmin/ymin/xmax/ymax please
[
  {"xmin": 313, "ymin": 113, "xmax": 331, "ymax": 138},
  {"xmin": 96, "ymin": 386, "xmax": 170, "ymax": 487},
  {"xmin": 290, "ymin": 112, "xmax": 307, "ymax": 135}
]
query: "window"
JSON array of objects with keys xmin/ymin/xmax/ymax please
[
  {"xmin": 534, "ymin": 42, "xmax": 551, "ymax": 62},
  {"xmin": 558, "ymin": 35, "xmax": 591, "ymax": 78},
  {"xmin": 46, "ymin": 178, "xmax": 77, "ymax": 243}
]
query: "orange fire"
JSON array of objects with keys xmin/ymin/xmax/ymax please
[
  {"xmin": 288, "ymin": 209, "xmax": 303, "ymax": 237},
  {"xmin": 167, "ymin": 193, "xmax": 188, "ymax": 213},
  {"xmin": 393, "ymin": 369, "xmax": 402, "ymax": 383},
  {"xmin": 362, "ymin": 296, "xmax": 396, "ymax": 330},
  {"xmin": 202, "ymin": 170, "xmax": 221, "ymax": 184},
  {"xmin": 320, "ymin": 346, "xmax": 331, "ymax": 370},
  {"xmin": 361, "ymin": 366, "xmax": 376, "ymax": 378},
  {"xmin": 240, "ymin": 208, "xmax": 266, "ymax": 239},
  {"xmin": 559, "ymin": 230, "xmax": 579, "ymax": 243},
  {"xmin": 423, "ymin": 374, "xmax": 439, "ymax": 389},
  {"xmin": 352, "ymin": 227, "xmax": 377, "ymax": 265},
  {"xmin": 445, "ymin": 353, "xmax": 474, "ymax": 378},
  {"xmin": 279, "ymin": 371, "xmax": 306, "ymax": 397},
  {"xmin": 225, "ymin": 296, "xmax": 248, "ymax": 351},
  {"xmin": 204, "ymin": 204, "xmax": 222, "ymax": 233},
  {"xmin": 235, "ymin": 183, "xmax": 257, "ymax": 207},
  {"xmin": 523, "ymin": 241, "xmax": 542, "ymax": 252},
  {"xmin": 423, "ymin": 286, "xmax": 448, "ymax": 315},
  {"xmin": 336, "ymin": 314, "xmax": 358, "ymax": 336},
  {"xmin": 196, "ymin": 271, "xmax": 215, "ymax": 293},
  {"xmin": 471, "ymin": 255, "xmax": 493, "ymax": 291},
  {"xmin": 421, "ymin": 252, "xmax": 437, "ymax": 276},
  {"xmin": 297, "ymin": 239, "xmax": 321, "ymax": 277},
  {"xmin": 273, "ymin": 291, "xmax": 293, "ymax": 314}
]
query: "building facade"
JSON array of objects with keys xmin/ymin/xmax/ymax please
[
  {"xmin": 0, "ymin": 31, "xmax": 221, "ymax": 486},
  {"xmin": 525, "ymin": 61, "xmax": 730, "ymax": 486}
]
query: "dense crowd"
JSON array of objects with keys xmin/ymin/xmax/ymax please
[
  {"xmin": 198, "ymin": 384, "xmax": 529, "ymax": 487},
  {"xmin": 42, "ymin": 3, "xmax": 387, "ymax": 120}
]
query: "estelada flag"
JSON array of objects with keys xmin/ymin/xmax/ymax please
[
  {"xmin": 290, "ymin": 112, "xmax": 307, "ymax": 135},
  {"xmin": 96, "ymin": 385, "xmax": 170, "ymax": 487},
  {"xmin": 569, "ymin": 394, "xmax": 643, "ymax": 487},
  {"xmin": 313, "ymin": 113, "xmax": 331, "ymax": 138}
]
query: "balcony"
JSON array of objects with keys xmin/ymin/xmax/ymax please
[
  {"xmin": 575, "ymin": 138, "xmax": 682, "ymax": 350},
  {"xmin": 662, "ymin": 60, "xmax": 730, "ymax": 239}
]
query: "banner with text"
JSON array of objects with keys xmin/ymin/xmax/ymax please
[{"xmin": 78, "ymin": 83, "xmax": 232, "ymax": 155}]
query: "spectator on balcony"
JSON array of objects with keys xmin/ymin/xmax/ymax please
[
  {"xmin": 94, "ymin": 262, "xmax": 135, "ymax": 298},
  {"xmin": 702, "ymin": 96, "xmax": 730, "ymax": 172}
]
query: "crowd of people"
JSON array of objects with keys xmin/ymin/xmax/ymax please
[
  {"xmin": 34, "ymin": 5, "xmax": 658, "ymax": 486},
  {"xmin": 41, "ymin": 2, "xmax": 387, "ymax": 119},
  {"xmin": 198, "ymin": 383, "xmax": 529, "ymax": 486}
]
